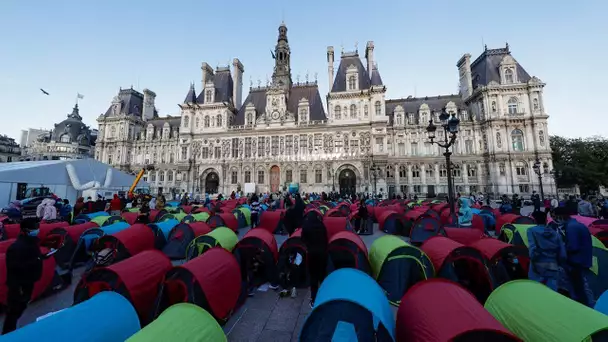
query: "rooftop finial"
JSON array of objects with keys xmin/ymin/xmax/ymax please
[
  {"xmin": 505, "ymin": 42, "xmax": 510, "ymax": 51},
  {"xmin": 257, "ymin": 79, "xmax": 261, "ymax": 88},
  {"xmin": 249, "ymin": 76, "xmax": 253, "ymax": 88},
  {"xmin": 296, "ymin": 74, "xmax": 300, "ymax": 83},
  {"xmin": 484, "ymin": 44, "xmax": 488, "ymax": 51},
  {"xmin": 305, "ymin": 71, "xmax": 309, "ymax": 83},
  {"xmin": 355, "ymin": 41, "xmax": 358, "ymax": 52},
  {"xmin": 314, "ymin": 72, "xmax": 318, "ymax": 83}
]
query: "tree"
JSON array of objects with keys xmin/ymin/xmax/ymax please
[{"xmin": 550, "ymin": 135, "xmax": 608, "ymax": 193}]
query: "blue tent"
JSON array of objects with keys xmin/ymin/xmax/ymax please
[
  {"xmin": 595, "ymin": 290, "xmax": 608, "ymax": 315},
  {"xmin": 2, "ymin": 292, "xmax": 140, "ymax": 342},
  {"xmin": 87, "ymin": 211, "xmax": 109, "ymax": 219},
  {"xmin": 299, "ymin": 268, "xmax": 395, "ymax": 341},
  {"xmin": 102, "ymin": 221, "xmax": 130, "ymax": 235},
  {"xmin": 166, "ymin": 201, "xmax": 179, "ymax": 207},
  {"xmin": 148, "ymin": 219, "xmax": 179, "ymax": 249}
]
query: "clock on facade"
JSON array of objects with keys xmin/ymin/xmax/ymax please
[{"xmin": 272, "ymin": 111, "xmax": 280, "ymax": 120}]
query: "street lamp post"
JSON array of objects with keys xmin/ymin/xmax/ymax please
[
  {"xmin": 426, "ymin": 110, "xmax": 460, "ymax": 215},
  {"xmin": 371, "ymin": 163, "xmax": 380, "ymax": 197},
  {"xmin": 532, "ymin": 158, "xmax": 544, "ymax": 201},
  {"xmin": 331, "ymin": 167, "xmax": 335, "ymax": 192}
]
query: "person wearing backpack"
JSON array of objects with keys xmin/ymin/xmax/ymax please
[{"xmin": 527, "ymin": 211, "xmax": 567, "ymax": 291}]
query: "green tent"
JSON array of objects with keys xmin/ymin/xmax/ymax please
[
  {"xmin": 485, "ymin": 280, "xmax": 608, "ymax": 342},
  {"xmin": 369, "ymin": 235, "xmax": 434, "ymax": 305},
  {"xmin": 235, "ymin": 207, "xmax": 251, "ymax": 226},
  {"xmin": 500, "ymin": 224, "xmax": 535, "ymax": 245},
  {"xmin": 185, "ymin": 227, "xmax": 238, "ymax": 260},
  {"xmin": 192, "ymin": 212, "xmax": 210, "ymax": 222},
  {"xmin": 126, "ymin": 303, "xmax": 226, "ymax": 342},
  {"xmin": 90, "ymin": 215, "xmax": 111, "ymax": 226},
  {"xmin": 127, "ymin": 207, "xmax": 139, "ymax": 213},
  {"xmin": 317, "ymin": 205, "xmax": 329, "ymax": 214},
  {"xmin": 171, "ymin": 212, "xmax": 187, "ymax": 222}
]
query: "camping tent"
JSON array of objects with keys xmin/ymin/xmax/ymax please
[
  {"xmin": 595, "ymin": 290, "xmax": 608, "ymax": 315},
  {"xmin": 410, "ymin": 216, "xmax": 444, "ymax": 245},
  {"xmin": 277, "ymin": 228, "xmax": 308, "ymax": 288},
  {"xmin": 377, "ymin": 210, "xmax": 407, "ymax": 235},
  {"xmin": 148, "ymin": 219, "xmax": 179, "ymax": 249},
  {"xmin": 185, "ymin": 227, "xmax": 238, "ymax": 260},
  {"xmin": 155, "ymin": 248, "xmax": 241, "ymax": 323},
  {"xmin": 127, "ymin": 303, "xmax": 226, "ymax": 342},
  {"xmin": 93, "ymin": 223, "xmax": 155, "ymax": 265},
  {"xmin": 2, "ymin": 292, "xmax": 140, "ymax": 342},
  {"xmin": 37, "ymin": 221, "xmax": 98, "ymax": 269},
  {"xmin": 73, "ymin": 250, "xmax": 172, "ymax": 325},
  {"xmin": 397, "ymin": 279, "xmax": 518, "ymax": 341},
  {"xmin": 323, "ymin": 216, "xmax": 352, "ymax": 239},
  {"xmin": 369, "ymin": 235, "xmax": 434, "ymax": 306},
  {"xmin": 257, "ymin": 210, "xmax": 286, "ymax": 234},
  {"xmin": 485, "ymin": 280, "xmax": 608, "ymax": 341},
  {"xmin": 299, "ymin": 268, "xmax": 395, "ymax": 342},
  {"xmin": 0, "ymin": 159, "xmax": 147, "ymax": 206},
  {"xmin": 469, "ymin": 238, "xmax": 528, "ymax": 286},
  {"xmin": 233, "ymin": 207, "xmax": 251, "ymax": 228},
  {"xmin": 234, "ymin": 229, "xmax": 279, "ymax": 288},
  {"xmin": 421, "ymin": 236, "xmax": 494, "ymax": 303},
  {"xmin": 327, "ymin": 231, "xmax": 371, "ymax": 275},
  {"xmin": 495, "ymin": 214, "xmax": 535, "ymax": 235},
  {"xmin": 162, "ymin": 222, "xmax": 211, "ymax": 259},
  {"xmin": 208, "ymin": 213, "xmax": 238, "ymax": 232}
]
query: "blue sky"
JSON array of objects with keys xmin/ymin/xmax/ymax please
[{"xmin": 1, "ymin": 0, "xmax": 605, "ymax": 141}]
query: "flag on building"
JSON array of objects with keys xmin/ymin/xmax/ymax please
[{"xmin": 77, "ymin": 93, "xmax": 84, "ymax": 99}]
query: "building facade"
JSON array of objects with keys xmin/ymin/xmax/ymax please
[
  {"xmin": 22, "ymin": 104, "xmax": 97, "ymax": 161},
  {"xmin": 95, "ymin": 24, "xmax": 554, "ymax": 198},
  {"xmin": 0, "ymin": 135, "xmax": 21, "ymax": 163}
]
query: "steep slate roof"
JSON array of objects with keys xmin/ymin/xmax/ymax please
[
  {"xmin": 51, "ymin": 104, "xmax": 93, "ymax": 145},
  {"xmin": 370, "ymin": 64, "xmax": 384, "ymax": 86},
  {"xmin": 146, "ymin": 116, "xmax": 181, "ymax": 129},
  {"xmin": 103, "ymin": 88, "xmax": 151, "ymax": 117},
  {"xmin": 234, "ymin": 84, "xmax": 327, "ymax": 125},
  {"xmin": 331, "ymin": 52, "xmax": 373, "ymax": 92},
  {"xmin": 183, "ymin": 84, "xmax": 197, "ymax": 104},
  {"xmin": 195, "ymin": 68, "xmax": 234, "ymax": 105},
  {"xmin": 385, "ymin": 95, "xmax": 464, "ymax": 125},
  {"xmin": 470, "ymin": 46, "xmax": 531, "ymax": 89}
]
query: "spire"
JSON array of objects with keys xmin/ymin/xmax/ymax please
[
  {"xmin": 278, "ymin": 22, "xmax": 288, "ymax": 43},
  {"xmin": 272, "ymin": 22, "xmax": 292, "ymax": 89},
  {"xmin": 183, "ymin": 83, "xmax": 197, "ymax": 104},
  {"xmin": 68, "ymin": 104, "xmax": 82, "ymax": 120}
]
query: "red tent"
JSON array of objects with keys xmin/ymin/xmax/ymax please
[
  {"xmin": 421, "ymin": 236, "xmax": 494, "ymax": 303},
  {"xmin": 208, "ymin": 213, "xmax": 238, "ymax": 232},
  {"xmin": 64, "ymin": 222, "xmax": 99, "ymax": 242},
  {"xmin": 323, "ymin": 216, "xmax": 351, "ymax": 239},
  {"xmin": 234, "ymin": 229, "xmax": 279, "ymax": 287},
  {"xmin": 377, "ymin": 210, "xmax": 407, "ymax": 235},
  {"xmin": 397, "ymin": 279, "xmax": 519, "ymax": 341},
  {"xmin": 182, "ymin": 205, "xmax": 193, "ymax": 214},
  {"xmin": 0, "ymin": 246, "xmax": 57, "ymax": 305},
  {"xmin": 443, "ymin": 227, "xmax": 485, "ymax": 245},
  {"xmin": 73, "ymin": 250, "xmax": 172, "ymax": 324},
  {"xmin": 121, "ymin": 212, "xmax": 139, "ymax": 225},
  {"xmin": 94, "ymin": 223, "xmax": 156, "ymax": 265},
  {"xmin": 0, "ymin": 239, "xmax": 15, "ymax": 254},
  {"xmin": 156, "ymin": 247, "xmax": 241, "ymax": 323},
  {"xmin": 469, "ymin": 238, "xmax": 529, "ymax": 285},
  {"xmin": 325, "ymin": 207, "xmax": 346, "ymax": 217},
  {"xmin": 327, "ymin": 231, "xmax": 371, "ymax": 275},
  {"xmin": 238, "ymin": 228, "xmax": 278, "ymax": 261},
  {"xmin": 3, "ymin": 223, "xmax": 21, "ymax": 240},
  {"xmin": 495, "ymin": 213, "xmax": 523, "ymax": 235},
  {"xmin": 38, "ymin": 221, "xmax": 100, "ymax": 268},
  {"xmin": 257, "ymin": 210, "xmax": 286, "ymax": 234},
  {"xmin": 37, "ymin": 221, "xmax": 70, "ymax": 240}
]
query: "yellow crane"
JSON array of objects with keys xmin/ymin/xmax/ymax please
[{"xmin": 128, "ymin": 165, "xmax": 154, "ymax": 199}]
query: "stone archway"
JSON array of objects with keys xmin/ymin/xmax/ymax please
[
  {"xmin": 270, "ymin": 165, "xmax": 280, "ymax": 193},
  {"xmin": 200, "ymin": 168, "xmax": 220, "ymax": 194},
  {"xmin": 338, "ymin": 169, "xmax": 357, "ymax": 196}
]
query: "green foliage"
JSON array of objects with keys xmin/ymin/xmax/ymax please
[{"xmin": 550, "ymin": 135, "xmax": 608, "ymax": 193}]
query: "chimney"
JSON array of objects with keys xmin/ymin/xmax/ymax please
[
  {"xmin": 365, "ymin": 41, "xmax": 374, "ymax": 79},
  {"xmin": 142, "ymin": 88, "xmax": 156, "ymax": 121},
  {"xmin": 456, "ymin": 53, "xmax": 473, "ymax": 99},
  {"xmin": 327, "ymin": 46, "xmax": 335, "ymax": 91},
  {"xmin": 232, "ymin": 58, "xmax": 245, "ymax": 109},
  {"xmin": 201, "ymin": 62, "xmax": 214, "ymax": 89}
]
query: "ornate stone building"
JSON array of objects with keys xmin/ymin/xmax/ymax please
[
  {"xmin": 22, "ymin": 104, "xmax": 97, "ymax": 161},
  {"xmin": 0, "ymin": 135, "xmax": 20, "ymax": 163},
  {"xmin": 95, "ymin": 23, "xmax": 554, "ymax": 198}
]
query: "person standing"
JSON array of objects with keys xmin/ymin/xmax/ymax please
[
  {"xmin": 578, "ymin": 195, "xmax": 595, "ymax": 217},
  {"xmin": 250, "ymin": 194, "xmax": 260, "ymax": 228},
  {"xmin": 2, "ymin": 218, "xmax": 46, "ymax": 334},
  {"xmin": 554, "ymin": 207, "xmax": 595, "ymax": 306},
  {"xmin": 531, "ymin": 191, "xmax": 541, "ymax": 212},
  {"xmin": 301, "ymin": 215, "xmax": 328, "ymax": 308},
  {"xmin": 109, "ymin": 194, "xmax": 122, "ymax": 216},
  {"xmin": 355, "ymin": 199, "xmax": 368, "ymax": 234},
  {"xmin": 527, "ymin": 211, "xmax": 567, "ymax": 291}
]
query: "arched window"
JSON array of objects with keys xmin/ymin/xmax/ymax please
[
  {"xmin": 247, "ymin": 113, "xmax": 253, "ymax": 125},
  {"xmin": 204, "ymin": 116, "xmax": 210, "ymax": 127},
  {"xmin": 511, "ymin": 129, "xmax": 525, "ymax": 151},
  {"xmin": 533, "ymin": 98, "xmax": 539, "ymax": 110},
  {"xmin": 205, "ymin": 90, "xmax": 213, "ymax": 103},
  {"xmin": 110, "ymin": 126, "xmax": 116, "ymax": 138},
  {"xmin": 60, "ymin": 134, "xmax": 71, "ymax": 143},
  {"xmin": 412, "ymin": 165, "xmax": 420, "ymax": 178},
  {"xmin": 467, "ymin": 164, "xmax": 477, "ymax": 177},
  {"xmin": 496, "ymin": 132, "xmax": 502, "ymax": 148},
  {"xmin": 334, "ymin": 105, "xmax": 341, "ymax": 119},
  {"xmin": 364, "ymin": 105, "xmax": 369, "ymax": 118},
  {"xmin": 183, "ymin": 116, "xmax": 190, "ymax": 128},
  {"xmin": 195, "ymin": 117, "xmax": 200, "ymax": 128},
  {"xmin": 538, "ymin": 130, "xmax": 545, "ymax": 146},
  {"xmin": 491, "ymin": 101, "xmax": 497, "ymax": 112},
  {"xmin": 216, "ymin": 115, "xmax": 222, "ymax": 127},
  {"xmin": 374, "ymin": 101, "xmax": 381, "ymax": 116},
  {"xmin": 396, "ymin": 114, "xmax": 402, "ymax": 126},
  {"xmin": 505, "ymin": 69, "xmax": 514, "ymax": 83},
  {"xmin": 543, "ymin": 162, "xmax": 549, "ymax": 174},
  {"xmin": 440, "ymin": 164, "xmax": 448, "ymax": 177},
  {"xmin": 348, "ymin": 76, "xmax": 357, "ymax": 90},
  {"xmin": 507, "ymin": 97, "xmax": 518, "ymax": 114},
  {"xmin": 386, "ymin": 165, "xmax": 394, "ymax": 178},
  {"xmin": 515, "ymin": 161, "xmax": 527, "ymax": 176},
  {"xmin": 350, "ymin": 104, "xmax": 357, "ymax": 118},
  {"xmin": 399, "ymin": 165, "xmax": 407, "ymax": 178},
  {"xmin": 425, "ymin": 164, "xmax": 434, "ymax": 178}
]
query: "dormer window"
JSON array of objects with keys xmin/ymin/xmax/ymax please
[
  {"xmin": 216, "ymin": 115, "xmax": 222, "ymax": 127},
  {"xmin": 205, "ymin": 90, "xmax": 213, "ymax": 103},
  {"xmin": 60, "ymin": 134, "xmax": 71, "ymax": 143},
  {"xmin": 183, "ymin": 115, "xmax": 190, "ymax": 128},
  {"xmin": 505, "ymin": 69, "xmax": 514, "ymax": 84},
  {"xmin": 204, "ymin": 116, "xmax": 210, "ymax": 127},
  {"xmin": 346, "ymin": 65, "xmax": 358, "ymax": 91},
  {"xmin": 247, "ymin": 113, "xmax": 253, "ymax": 125},
  {"xmin": 299, "ymin": 108, "xmax": 308, "ymax": 122},
  {"xmin": 394, "ymin": 105, "xmax": 404, "ymax": 126},
  {"xmin": 298, "ymin": 98, "xmax": 310, "ymax": 122}
]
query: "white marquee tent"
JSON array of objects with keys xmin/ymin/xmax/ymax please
[{"xmin": 0, "ymin": 159, "xmax": 148, "ymax": 205}]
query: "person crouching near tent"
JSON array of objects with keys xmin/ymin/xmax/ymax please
[
  {"xmin": 279, "ymin": 251, "xmax": 303, "ymax": 298},
  {"xmin": 527, "ymin": 210, "xmax": 567, "ymax": 292},
  {"xmin": 301, "ymin": 214, "xmax": 328, "ymax": 308},
  {"xmin": 241, "ymin": 248, "xmax": 278, "ymax": 297},
  {"xmin": 553, "ymin": 207, "xmax": 595, "ymax": 307},
  {"xmin": 457, "ymin": 197, "xmax": 473, "ymax": 227},
  {"xmin": 2, "ymin": 218, "xmax": 50, "ymax": 334}
]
